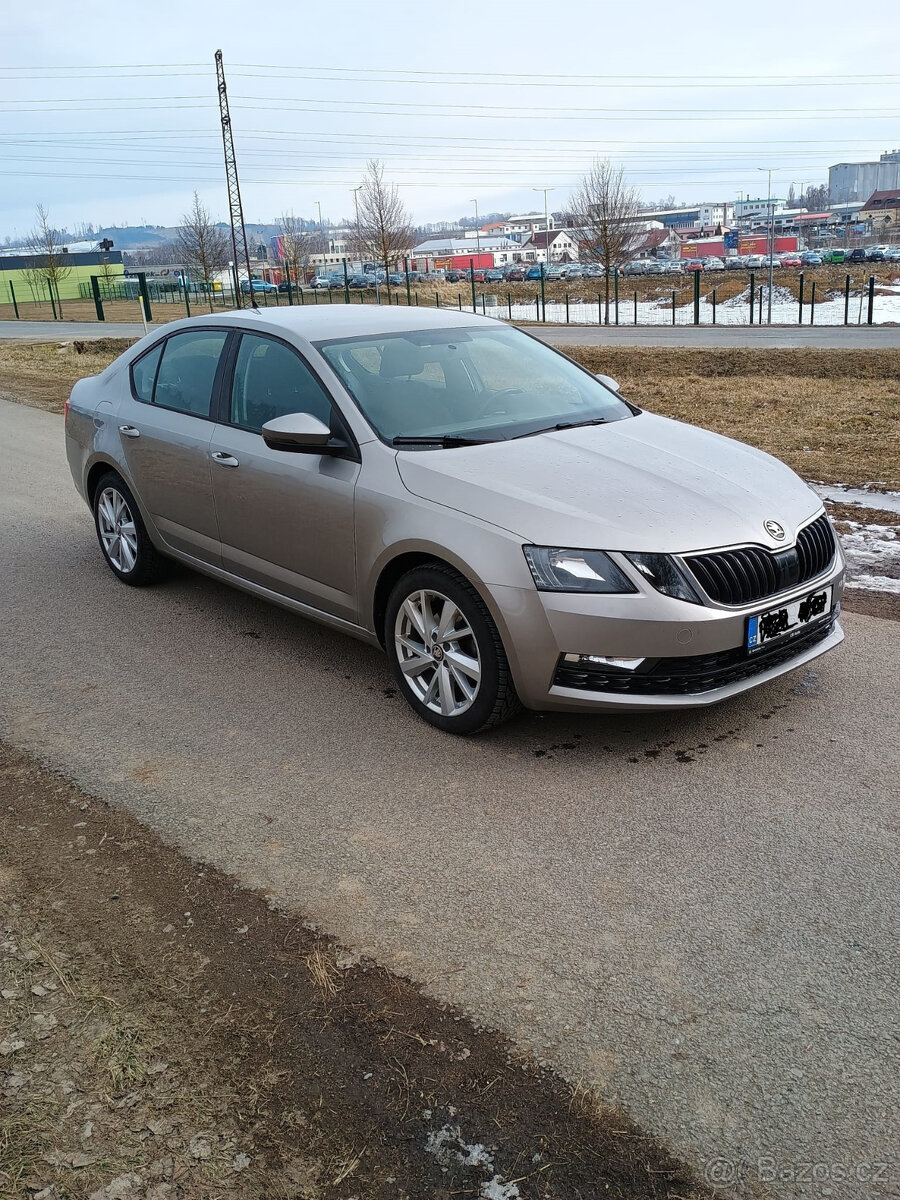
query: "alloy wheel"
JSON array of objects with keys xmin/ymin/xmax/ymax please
[
  {"xmin": 394, "ymin": 589, "xmax": 482, "ymax": 717},
  {"xmin": 97, "ymin": 486, "xmax": 139, "ymax": 574}
]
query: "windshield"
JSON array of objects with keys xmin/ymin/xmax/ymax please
[{"xmin": 316, "ymin": 325, "xmax": 635, "ymax": 445}]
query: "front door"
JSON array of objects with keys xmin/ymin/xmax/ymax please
[
  {"xmin": 209, "ymin": 332, "xmax": 360, "ymax": 623},
  {"xmin": 117, "ymin": 328, "xmax": 229, "ymax": 564}
]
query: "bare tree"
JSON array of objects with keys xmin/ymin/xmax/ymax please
[
  {"xmin": 356, "ymin": 160, "xmax": 414, "ymax": 297},
  {"xmin": 25, "ymin": 205, "xmax": 72, "ymax": 315},
  {"xmin": 276, "ymin": 211, "xmax": 312, "ymax": 288},
  {"xmin": 569, "ymin": 160, "xmax": 644, "ymax": 323},
  {"xmin": 175, "ymin": 192, "xmax": 231, "ymax": 312},
  {"xmin": 801, "ymin": 183, "xmax": 829, "ymax": 212}
]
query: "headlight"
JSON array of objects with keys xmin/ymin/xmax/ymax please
[
  {"xmin": 626, "ymin": 553, "xmax": 701, "ymax": 604},
  {"xmin": 523, "ymin": 547, "xmax": 637, "ymax": 593}
]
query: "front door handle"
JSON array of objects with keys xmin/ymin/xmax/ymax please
[
  {"xmin": 211, "ymin": 451, "xmax": 239, "ymax": 468},
  {"xmin": 119, "ymin": 425, "xmax": 140, "ymax": 439}
]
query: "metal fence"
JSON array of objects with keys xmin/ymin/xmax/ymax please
[{"xmin": 0, "ymin": 267, "xmax": 891, "ymax": 328}]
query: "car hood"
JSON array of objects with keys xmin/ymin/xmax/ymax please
[{"xmin": 395, "ymin": 412, "xmax": 822, "ymax": 553}]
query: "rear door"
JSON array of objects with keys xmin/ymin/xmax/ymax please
[
  {"xmin": 208, "ymin": 332, "xmax": 360, "ymax": 622},
  {"xmin": 116, "ymin": 327, "xmax": 230, "ymax": 563}
]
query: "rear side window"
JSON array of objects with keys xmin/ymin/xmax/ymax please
[
  {"xmin": 131, "ymin": 343, "xmax": 162, "ymax": 402},
  {"xmin": 130, "ymin": 330, "xmax": 228, "ymax": 418}
]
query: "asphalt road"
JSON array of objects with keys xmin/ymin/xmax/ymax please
[
  {"xmin": 1, "ymin": 397, "xmax": 897, "ymax": 1197},
  {"xmin": 2, "ymin": 316, "xmax": 900, "ymax": 349}
]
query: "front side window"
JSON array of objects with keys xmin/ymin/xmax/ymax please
[
  {"xmin": 230, "ymin": 334, "xmax": 333, "ymax": 433},
  {"xmin": 151, "ymin": 330, "xmax": 228, "ymax": 417},
  {"xmin": 317, "ymin": 326, "xmax": 635, "ymax": 445}
]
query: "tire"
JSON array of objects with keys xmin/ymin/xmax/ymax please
[
  {"xmin": 92, "ymin": 471, "xmax": 168, "ymax": 587},
  {"xmin": 385, "ymin": 563, "xmax": 521, "ymax": 735}
]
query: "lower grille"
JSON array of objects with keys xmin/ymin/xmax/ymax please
[
  {"xmin": 553, "ymin": 615, "xmax": 836, "ymax": 696},
  {"xmin": 685, "ymin": 513, "xmax": 835, "ymax": 606}
]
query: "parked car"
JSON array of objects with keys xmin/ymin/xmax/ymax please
[
  {"xmin": 445, "ymin": 270, "xmax": 466, "ymax": 283},
  {"xmin": 658, "ymin": 259, "xmax": 683, "ymax": 274},
  {"xmin": 799, "ymin": 252, "xmax": 823, "ymax": 266},
  {"xmin": 388, "ymin": 273, "xmax": 406, "ymax": 286},
  {"xmin": 725, "ymin": 256, "xmax": 746, "ymax": 270},
  {"xmin": 310, "ymin": 275, "xmax": 333, "ymax": 289},
  {"xmin": 347, "ymin": 274, "xmax": 373, "ymax": 289},
  {"xmin": 504, "ymin": 266, "xmax": 525, "ymax": 281},
  {"xmin": 544, "ymin": 266, "xmax": 564, "ymax": 281},
  {"xmin": 821, "ymin": 249, "xmax": 845, "ymax": 263},
  {"xmin": 561, "ymin": 265, "xmax": 583, "ymax": 279},
  {"xmin": 884, "ymin": 247, "xmax": 900, "ymax": 261},
  {"xmin": 759, "ymin": 256, "xmax": 782, "ymax": 269},
  {"xmin": 684, "ymin": 259, "xmax": 704, "ymax": 272},
  {"xmin": 866, "ymin": 248, "xmax": 886, "ymax": 261},
  {"xmin": 623, "ymin": 260, "xmax": 646, "ymax": 276},
  {"xmin": 779, "ymin": 254, "xmax": 802, "ymax": 268},
  {"xmin": 66, "ymin": 306, "xmax": 844, "ymax": 733},
  {"xmin": 743, "ymin": 255, "xmax": 767, "ymax": 270},
  {"xmin": 240, "ymin": 278, "xmax": 279, "ymax": 295},
  {"xmin": 847, "ymin": 248, "xmax": 868, "ymax": 263},
  {"xmin": 484, "ymin": 268, "xmax": 505, "ymax": 283},
  {"xmin": 704, "ymin": 257, "xmax": 726, "ymax": 271},
  {"xmin": 524, "ymin": 265, "xmax": 543, "ymax": 281}
]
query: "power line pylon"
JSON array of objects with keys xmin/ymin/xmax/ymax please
[{"xmin": 215, "ymin": 49, "xmax": 254, "ymax": 308}]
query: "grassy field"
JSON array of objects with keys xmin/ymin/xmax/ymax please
[{"xmin": 1, "ymin": 340, "xmax": 898, "ymax": 490}]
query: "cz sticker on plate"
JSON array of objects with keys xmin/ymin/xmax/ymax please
[{"xmin": 746, "ymin": 585, "xmax": 832, "ymax": 653}]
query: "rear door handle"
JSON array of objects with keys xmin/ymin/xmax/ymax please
[
  {"xmin": 119, "ymin": 425, "xmax": 140, "ymax": 439},
  {"xmin": 211, "ymin": 451, "xmax": 239, "ymax": 468}
]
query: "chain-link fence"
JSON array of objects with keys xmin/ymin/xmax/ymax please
[{"xmin": 0, "ymin": 266, "xmax": 895, "ymax": 328}]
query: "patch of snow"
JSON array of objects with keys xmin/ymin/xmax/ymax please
[
  {"xmin": 844, "ymin": 574, "xmax": 900, "ymax": 594},
  {"xmin": 481, "ymin": 1176, "xmax": 521, "ymax": 1200},
  {"xmin": 813, "ymin": 483, "xmax": 900, "ymax": 515},
  {"xmin": 425, "ymin": 1125, "xmax": 495, "ymax": 1170}
]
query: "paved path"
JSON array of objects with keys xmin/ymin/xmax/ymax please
[
  {"xmin": 2, "ymin": 317, "xmax": 900, "ymax": 349},
  {"xmin": 528, "ymin": 324, "xmax": 900, "ymax": 349},
  {"xmin": 1, "ymin": 397, "xmax": 897, "ymax": 1197}
]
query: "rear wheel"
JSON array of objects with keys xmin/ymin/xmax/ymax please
[
  {"xmin": 92, "ymin": 471, "xmax": 168, "ymax": 586},
  {"xmin": 385, "ymin": 563, "xmax": 521, "ymax": 734}
]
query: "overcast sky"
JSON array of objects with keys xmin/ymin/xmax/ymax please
[{"xmin": 2, "ymin": 0, "xmax": 899, "ymax": 239}]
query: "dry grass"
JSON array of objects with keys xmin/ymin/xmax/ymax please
[
  {"xmin": 560, "ymin": 346, "xmax": 900, "ymax": 490},
  {"xmin": 0, "ymin": 340, "xmax": 125, "ymax": 411}
]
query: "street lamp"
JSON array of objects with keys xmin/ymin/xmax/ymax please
[
  {"xmin": 470, "ymin": 198, "xmax": 481, "ymax": 256},
  {"xmin": 316, "ymin": 200, "xmax": 327, "ymax": 272},
  {"xmin": 758, "ymin": 168, "xmax": 775, "ymax": 325},
  {"xmin": 352, "ymin": 185, "xmax": 363, "ymax": 270},
  {"xmin": 533, "ymin": 187, "xmax": 554, "ymax": 262}
]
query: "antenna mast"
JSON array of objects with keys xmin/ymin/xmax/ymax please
[{"xmin": 215, "ymin": 49, "xmax": 254, "ymax": 307}]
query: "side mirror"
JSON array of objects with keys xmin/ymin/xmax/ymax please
[
  {"xmin": 262, "ymin": 412, "xmax": 333, "ymax": 452},
  {"xmin": 595, "ymin": 373, "xmax": 621, "ymax": 392}
]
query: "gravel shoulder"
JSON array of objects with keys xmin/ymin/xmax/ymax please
[{"xmin": 0, "ymin": 743, "xmax": 708, "ymax": 1200}]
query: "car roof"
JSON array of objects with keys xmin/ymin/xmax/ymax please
[{"xmin": 156, "ymin": 303, "xmax": 500, "ymax": 343}]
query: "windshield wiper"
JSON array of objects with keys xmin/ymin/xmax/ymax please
[
  {"xmin": 392, "ymin": 434, "xmax": 493, "ymax": 447},
  {"xmin": 512, "ymin": 417, "xmax": 609, "ymax": 440}
]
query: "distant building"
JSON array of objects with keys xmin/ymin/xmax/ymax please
[
  {"xmin": 860, "ymin": 189, "xmax": 900, "ymax": 232},
  {"xmin": 520, "ymin": 229, "xmax": 579, "ymax": 262},
  {"xmin": 410, "ymin": 235, "xmax": 523, "ymax": 270},
  {"xmin": 829, "ymin": 150, "xmax": 900, "ymax": 204},
  {"xmin": 0, "ymin": 248, "xmax": 125, "ymax": 304},
  {"xmin": 491, "ymin": 213, "xmax": 554, "ymax": 240}
]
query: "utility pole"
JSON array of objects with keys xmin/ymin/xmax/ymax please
[
  {"xmin": 317, "ymin": 200, "xmax": 327, "ymax": 274},
  {"xmin": 214, "ymin": 50, "xmax": 254, "ymax": 307},
  {"xmin": 534, "ymin": 187, "xmax": 555, "ymax": 263},
  {"xmin": 352, "ymin": 185, "xmax": 363, "ymax": 271},
  {"xmin": 758, "ymin": 167, "xmax": 774, "ymax": 325},
  {"xmin": 470, "ymin": 199, "xmax": 481, "ymax": 258}
]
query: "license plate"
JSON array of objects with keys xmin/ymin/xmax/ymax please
[{"xmin": 746, "ymin": 585, "xmax": 832, "ymax": 652}]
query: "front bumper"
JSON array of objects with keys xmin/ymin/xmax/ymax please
[{"xmin": 490, "ymin": 557, "xmax": 845, "ymax": 712}]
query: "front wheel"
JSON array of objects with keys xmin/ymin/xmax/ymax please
[{"xmin": 385, "ymin": 563, "xmax": 521, "ymax": 734}]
